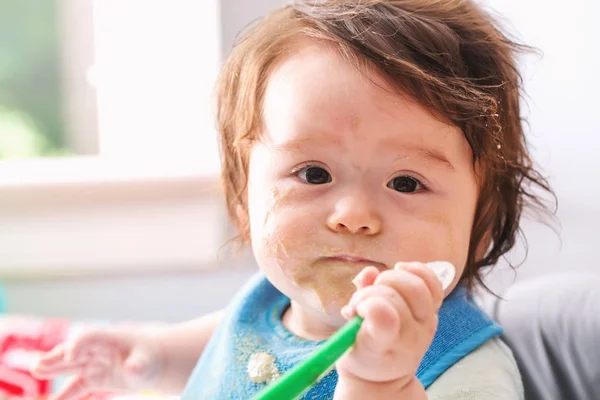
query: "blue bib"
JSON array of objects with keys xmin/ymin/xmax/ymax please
[{"xmin": 182, "ymin": 273, "xmax": 502, "ymax": 399}]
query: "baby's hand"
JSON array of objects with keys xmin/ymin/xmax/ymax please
[
  {"xmin": 336, "ymin": 262, "xmax": 454, "ymax": 387},
  {"xmin": 31, "ymin": 325, "xmax": 164, "ymax": 400}
]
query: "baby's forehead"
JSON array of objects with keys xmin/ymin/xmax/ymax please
[
  {"xmin": 262, "ymin": 49, "xmax": 457, "ymax": 144},
  {"xmin": 264, "ymin": 40, "xmax": 393, "ymax": 110}
]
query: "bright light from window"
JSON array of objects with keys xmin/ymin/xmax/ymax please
[{"xmin": 92, "ymin": 0, "xmax": 221, "ymax": 175}]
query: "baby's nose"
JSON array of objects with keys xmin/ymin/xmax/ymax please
[{"xmin": 326, "ymin": 195, "xmax": 382, "ymax": 235}]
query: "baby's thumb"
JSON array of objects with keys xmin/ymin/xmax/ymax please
[{"xmin": 352, "ymin": 266, "xmax": 380, "ymax": 290}]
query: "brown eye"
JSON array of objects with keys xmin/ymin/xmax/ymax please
[
  {"xmin": 298, "ymin": 166, "xmax": 332, "ymax": 184},
  {"xmin": 387, "ymin": 176, "xmax": 421, "ymax": 193}
]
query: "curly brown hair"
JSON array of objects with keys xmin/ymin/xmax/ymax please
[{"xmin": 216, "ymin": 0, "xmax": 555, "ymax": 290}]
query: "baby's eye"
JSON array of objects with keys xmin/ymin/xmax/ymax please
[
  {"xmin": 387, "ymin": 176, "xmax": 423, "ymax": 193},
  {"xmin": 297, "ymin": 166, "xmax": 332, "ymax": 185}
]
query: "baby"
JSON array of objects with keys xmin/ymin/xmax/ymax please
[{"xmin": 33, "ymin": 1, "xmax": 553, "ymax": 399}]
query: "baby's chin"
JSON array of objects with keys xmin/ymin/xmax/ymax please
[
  {"xmin": 291, "ymin": 294, "xmax": 353, "ymax": 331},
  {"xmin": 320, "ymin": 302, "xmax": 353, "ymax": 328},
  {"xmin": 287, "ymin": 283, "xmax": 355, "ymax": 326},
  {"xmin": 290, "ymin": 274, "xmax": 355, "ymax": 311}
]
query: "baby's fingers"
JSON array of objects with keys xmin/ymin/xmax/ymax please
[
  {"xmin": 352, "ymin": 266, "xmax": 380, "ymax": 290},
  {"xmin": 35, "ymin": 343, "xmax": 66, "ymax": 367},
  {"xmin": 66, "ymin": 329, "xmax": 131, "ymax": 361},
  {"xmin": 395, "ymin": 261, "xmax": 455, "ymax": 312},
  {"xmin": 375, "ymin": 268, "xmax": 434, "ymax": 322},
  {"xmin": 342, "ymin": 267, "xmax": 381, "ymax": 320},
  {"xmin": 32, "ymin": 362, "xmax": 86, "ymax": 380},
  {"xmin": 32, "ymin": 344, "xmax": 84, "ymax": 379},
  {"xmin": 356, "ymin": 296, "xmax": 403, "ymax": 352}
]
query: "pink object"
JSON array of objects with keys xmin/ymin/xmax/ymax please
[{"xmin": 0, "ymin": 316, "xmax": 69, "ymax": 398}]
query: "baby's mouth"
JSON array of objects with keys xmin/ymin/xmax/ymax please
[{"xmin": 324, "ymin": 255, "xmax": 388, "ymax": 270}]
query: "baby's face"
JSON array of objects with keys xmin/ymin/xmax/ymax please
[{"xmin": 246, "ymin": 41, "xmax": 478, "ymax": 326}]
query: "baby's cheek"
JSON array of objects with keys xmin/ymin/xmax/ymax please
[
  {"xmin": 258, "ymin": 225, "xmax": 292, "ymax": 269},
  {"xmin": 393, "ymin": 217, "xmax": 468, "ymax": 267},
  {"xmin": 252, "ymin": 202, "xmax": 308, "ymax": 275},
  {"xmin": 421, "ymin": 214, "xmax": 470, "ymax": 279}
]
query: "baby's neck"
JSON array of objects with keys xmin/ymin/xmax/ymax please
[{"xmin": 282, "ymin": 300, "xmax": 343, "ymax": 341}]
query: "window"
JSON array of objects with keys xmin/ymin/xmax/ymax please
[
  {"xmin": 0, "ymin": 0, "xmax": 96, "ymax": 159},
  {"xmin": 0, "ymin": 0, "xmax": 225, "ymax": 280}
]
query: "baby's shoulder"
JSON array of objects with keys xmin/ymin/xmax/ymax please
[{"xmin": 426, "ymin": 337, "xmax": 524, "ymax": 400}]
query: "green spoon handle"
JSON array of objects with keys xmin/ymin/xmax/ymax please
[{"xmin": 251, "ymin": 315, "xmax": 364, "ymax": 400}]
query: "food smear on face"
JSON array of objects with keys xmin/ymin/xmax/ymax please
[
  {"xmin": 287, "ymin": 260, "xmax": 368, "ymax": 313},
  {"xmin": 247, "ymin": 351, "xmax": 280, "ymax": 384}
]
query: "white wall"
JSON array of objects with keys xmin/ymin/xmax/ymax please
[
  {"xmin": 4, "ymin": 264, "xmax": 257, "ymax": 322},
  {"xmin": 219, "ymin": 0, "xmax": 287, "ymax": 59}
]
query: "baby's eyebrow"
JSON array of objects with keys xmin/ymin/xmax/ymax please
[
  {"xmin": 271, "ymin": 137, "xmax": 334, "ymax": 153},
  {"xmin": 272, "ymin": 137, "xmax": 455, "ymax": 170},
  {"xmin": 393, "ymin": 147, "xmax": 455, "ymax": 170}
]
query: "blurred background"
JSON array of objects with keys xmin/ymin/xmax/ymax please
[{"xmin": 0, "ymin": 0, "xmax": 598, "ymax": 323}]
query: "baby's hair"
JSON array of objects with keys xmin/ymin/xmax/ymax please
[{"xmin": 216, "ymin": 0, "xmax": 555, "ymax": 290}]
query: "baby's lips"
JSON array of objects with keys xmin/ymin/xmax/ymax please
[{"xmin": 425, "ymin": 261, "xmax": 456, "ymax": 290}]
